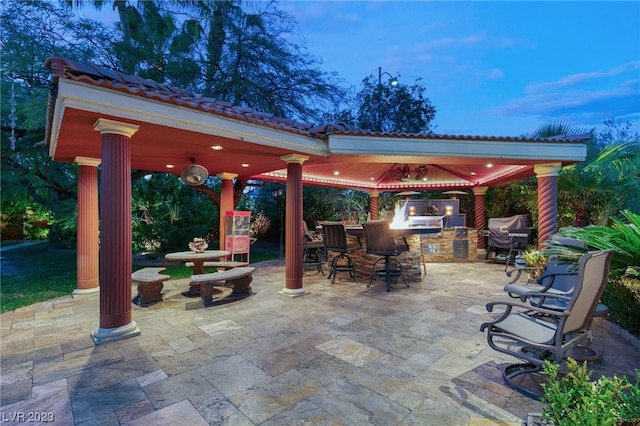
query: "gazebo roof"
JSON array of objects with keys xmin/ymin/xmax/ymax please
[{"xmin": 44, "ymin": 56, "xmax": 589, "ymax": 191}]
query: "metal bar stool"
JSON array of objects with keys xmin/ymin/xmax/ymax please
[
  {"xmin": 364, "ymin": 221, "xmax": 410, "ymax": 292},
  {"xmin": 321, "ymin": 222, "xmax": 361, "ymax": 283}
]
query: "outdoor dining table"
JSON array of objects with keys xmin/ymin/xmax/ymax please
[{"xmin": 165, "ymin": 250, "xmax": 230, "ymax": 296}]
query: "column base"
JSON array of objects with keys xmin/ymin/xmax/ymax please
[
  {"xmin": 91, "ymin": 321, "xmax": 141, "ymax": 345},
  {"xmin": 279, "ymin": 287, "xmax": 308, "ymax": 298},
  {"xmin": 73, "ymin": 287, "xmax": 100, "ymax": 296}
]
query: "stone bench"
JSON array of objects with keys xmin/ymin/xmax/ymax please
[
  {"xmin": 184, "ymin": 261, "xmax": 249, "ymax": 270},
  {"xmin": 190, "ymin": 267, "xmax": 256, "ymax": 305},
  {"xmin": 131, "ymin": 267, "xmax": 171, "ymax": 306}
]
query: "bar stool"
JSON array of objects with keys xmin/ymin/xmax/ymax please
[
  {"xmin": 322, "ymin": 222, "xmax": 361, "ymax": 283},
  {"xmin": 303, "ymin": 234, "xmax": 325, "ymax": 275},
  {"xmin": 364, "ymin": 221, "xmax": 410, "ymax": 292}
]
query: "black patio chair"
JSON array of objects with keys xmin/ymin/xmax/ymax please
[
  {"xmin": 321, "ymin": 222, "xmax": 361, "ymax": 283},
  {"xmin": 481, "ymin": 249, "xmax": 615, "ymax": 400},
  {"xmin": 363, "ymin": 221, "xmax": 410, "ymax": 292}
]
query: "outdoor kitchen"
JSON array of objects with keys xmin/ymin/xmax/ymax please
[{"xmin": 337, "ymin": 198, "xmax": 478, "ymax": 283}]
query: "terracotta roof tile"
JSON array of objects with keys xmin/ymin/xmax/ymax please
[{"xmin": 44, "ymin": 56, "xmax": 591, "ymax": 144}]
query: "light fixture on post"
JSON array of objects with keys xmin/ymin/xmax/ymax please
[{"xmin": 377, "ymin": 66, "xmax": 398, "ymax": 132}]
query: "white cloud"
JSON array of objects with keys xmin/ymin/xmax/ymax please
[{"xmin": 496, "ymin": 62, "xmax": 640, "ymax": 128}]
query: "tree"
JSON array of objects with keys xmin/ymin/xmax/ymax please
[
  {"xmin": 350, "ymin": 74, "xmax": 437, "ymax": 133},
  {"xmin": 1, "ymin": 1, "xmax": 114, "ymax": 245},
  {"xmin": 69, "ymin": 0, "xmax": 350, "ymax": 204}
]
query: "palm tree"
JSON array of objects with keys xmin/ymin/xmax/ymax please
[
  {"xmin": 545, "ymin": 210, "xmax": 640, "ymax": 271},
  {"xmin": 531, "ymin": 121, "xmax": 640, "ymax": 226}
]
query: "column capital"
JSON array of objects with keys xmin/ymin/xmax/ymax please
[
  {"xmin": 217, "ymin": 172, "xmax": 238, "ymax": 180},
  {"xmin": 93, "ymin": 118, "xmax": 139, "ymax": 138},
  {"xmin": 74, "ymin": 156, "xmax": 101, "ymax": 167},
  {"xmin": 369, "ymin": 190, "xmax": 380, "ymax": 197},
  {"xmin": 534, "ymin": 162, "xmax": 562, "ymax": 178},
  {"xmin": 280, "ymin": 154, "xmax": 309, "ymax": 164},
  {"xmin": 473, "ymin": 186, "xmax": 489, "ymax": 196}
]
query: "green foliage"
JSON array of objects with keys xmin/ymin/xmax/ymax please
[
  {"xmin": 485, "ymin": 178, "xmax": 537, "ymax": 221},
  {"xmin": 618, "ymin": 371, "xmax": 640, "ymax": 423},
  {"xmin": 541, "ymin": 358, "xmax": 639, "ymax": 426},
  {"xmin": 546, "ymin": 210, "xmax": 640, "ymax": 271},
  {"xmin": 349, "ymin": 74, "xmax": 436, "ymax": 133},
  {"xmin": 131, "ymin": 174, "xmax": 216, "ymax": 251},
  {"xmin": 545, "ymin": 211, "xmax": 640, "ymax": 336},
  {"xmin": 601, "ymin": 276, "xmax": 640, "ymax": 335}
]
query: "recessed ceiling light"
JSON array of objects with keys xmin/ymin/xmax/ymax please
[
  {"xmin": 470, "ymin": 171, "xmax": 477, "ymax": 176},
  {"xmin": 166, "ymin": 164, "xmax": 175, "ymax": 169},
  {"xmin": 211, "ymin": 145, "xmax": 223, "ymax": 150},
  {"xmin": 370, "ymin": 177, "xmax": 375, "ymax": 180},
  {"xmin": 241, "ymin": 163, "xmax": 249, "ymax": 167},
  {"xmin": 486, "ymin": 163, "xmax": 493, "ymax": 168},
  {"xmin": 333, "ymin": 171, "xmax": 340, "ymax": 176}
]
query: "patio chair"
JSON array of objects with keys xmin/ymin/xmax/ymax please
[
  {"xmin": 322, "ymin": 222, "xmax": 361, "ymax": 283},
  {"xmin": 503, "ymin": 239, "xmax": 609, "ymax": 362},
  {"xmin": 364, "ymin": 221, "xmax": 410, "ymax": 292},
  {"xmin": 480, "ymin": 249, "xmax": 615, "ymax": 400},
  {"xmin": 504, "ymin": 228, "xmax": 534, "ymax": 271},
  {"xmin": 303, "ymin": 221, "xmax": 325, "ymax": 275}
]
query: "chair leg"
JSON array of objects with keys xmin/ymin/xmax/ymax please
[
  {"xmin": 328, "ymin": 253, "xmax": 357, "ymax": 283},
  {"xmin": 503, "ymin": 363, "xmax": 545, "ymax": 401},
  {"xmin": 304, "ymin": 247, "xmax": 325, "ymax": 276},
  {"xmin": 367, "ymin": 256, "xmax": 408, "ymax": 291}
]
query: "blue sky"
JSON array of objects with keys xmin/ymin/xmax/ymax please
[
  {"xmin": 81, "ymin": 1, "xmax": 639, "ymax": 138},
  {"xmin": 278, "ymin": 1, "xmax": 640, "ymax": 137}
]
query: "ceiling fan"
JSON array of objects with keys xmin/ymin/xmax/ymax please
[
  {"xmin": 180, "ymin": 159, "xmax": 209, "ymax": 186},
  {"xmin": 390, "ymin": 164, "xmax": 428, "ymax": 182}
]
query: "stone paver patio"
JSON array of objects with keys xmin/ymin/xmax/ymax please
[{"xmin": 1, "ymin": 256, "xmax": 638, "ymax": 425}]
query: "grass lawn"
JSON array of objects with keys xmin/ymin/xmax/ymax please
[{"xmin": 0, "ymin": 241, "xmax": 279, "ymax": 313}]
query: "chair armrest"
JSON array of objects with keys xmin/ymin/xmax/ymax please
[
  {"xmin": 519, "ymin": 291, "xmax": 572, "ymax": 309},
  {"xmin": 536, "ymin": 272, "xmax": 577, "ymax": 292},
  {"xmin": 480, "ymin": 300, "xmax": 570, "ymax": 332}
]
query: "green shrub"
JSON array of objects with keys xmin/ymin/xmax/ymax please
[
  {"xmin": 541, "ymin": 358, "xmax": 640, "ymax": 426},
  {"xmin": 601, "ymin": 276, "xmax": 640, "ymax": 335}
]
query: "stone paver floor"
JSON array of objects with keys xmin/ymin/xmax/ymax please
[{"xmin": 1, "ymin": 257, "xmax": 638, "ymax": 425}]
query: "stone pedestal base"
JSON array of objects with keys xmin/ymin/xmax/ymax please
[{"xmin": 92, "ymin": 322, "xmax": 141, "ymax": 345}]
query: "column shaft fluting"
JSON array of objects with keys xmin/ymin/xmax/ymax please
[
  {"xmin": 99, "ymin": 133, "xmax": 132, "ymax": 329},
  {"xmin": 285, "ymin": 162, "xmax": 304, "ymax": 290},
  {"xmin": 218, "ymin": 175, "xmax": 236, "ymax": 250},
  {"xmin": 76, "ymin": 163, "xmax": 99, "ymax": 292}
]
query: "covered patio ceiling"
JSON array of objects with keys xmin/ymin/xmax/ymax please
[{"xmin": 45, "ymin": 56, "xmax": 589, "ymax": 191}]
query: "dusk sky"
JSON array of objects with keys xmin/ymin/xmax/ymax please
[
  {"xmin": 278, "ymin": 1, "xmax": 640, "ymax": 137},
  {"xmin": 83, "ymin": 1, "xmax": 640, "ymax": 138}
]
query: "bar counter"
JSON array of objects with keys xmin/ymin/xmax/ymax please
[{"xmin": 326, "ymin": 226, "xmax": 478, "ymax": 284}]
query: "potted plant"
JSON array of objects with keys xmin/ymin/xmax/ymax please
[
  {"xmin": 524, "ymin": 358, "xmax": 640, "ymax": 426},
  {"xmin": 522, "ymin": 249, "xmax": 548, "ymax": 279}
]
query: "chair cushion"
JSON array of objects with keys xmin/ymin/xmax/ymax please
[{"xmin": 495, "ymin": 313, "xmax": 557, "ymax": 344}]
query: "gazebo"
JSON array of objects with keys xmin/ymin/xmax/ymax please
[{"xmin": 43, "ymin": 56, "xmax": 589, "ymax": 344}]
